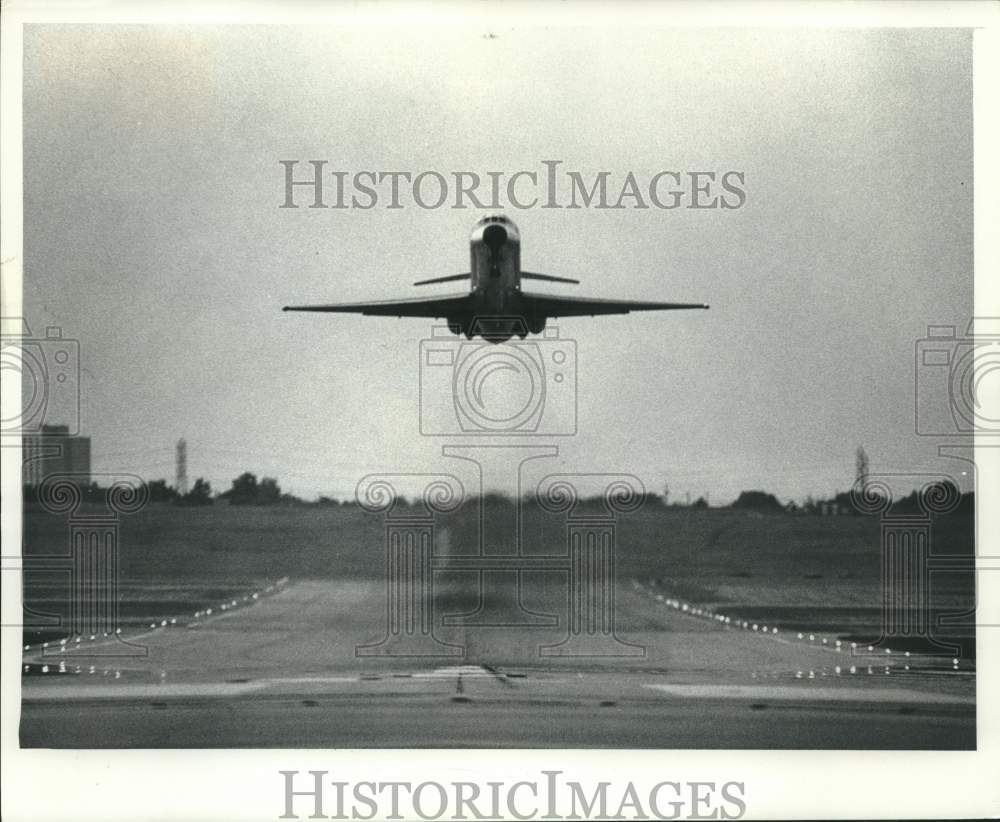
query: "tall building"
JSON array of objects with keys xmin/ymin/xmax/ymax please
[{"xmin": 22, "ymin": 425, "xmax": 91, "ymax": 487}]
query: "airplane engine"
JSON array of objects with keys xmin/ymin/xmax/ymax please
[
  {"xmin": 527, "ymin": 316, "xmax": 547, "ymax": 335},
  {"xmin": 447, "ymin": 318, "xmax": 463, "ymax": 336},
  {"xmin": 482, "ymin": 224, "xmax": 507, "ymax": 256}
]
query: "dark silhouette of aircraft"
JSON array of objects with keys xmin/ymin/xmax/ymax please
[{"xmin": 283, "ymin": 215, "xmax": 709, "ymax": 342}]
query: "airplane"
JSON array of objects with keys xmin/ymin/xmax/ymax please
[{"xmin": 283, "ymin": 214, "xmax": 709, "ymax": 343}]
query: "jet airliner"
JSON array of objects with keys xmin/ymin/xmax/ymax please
[{"xmin": 283, "ymin": 215, "xmax": 709, "ymax": 342}]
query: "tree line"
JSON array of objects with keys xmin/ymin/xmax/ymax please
[{"xmin": 25, "ymin": 476, "xmax": 974, "ymax": 514}]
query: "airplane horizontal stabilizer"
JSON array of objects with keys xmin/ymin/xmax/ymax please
[
  {"xmin": 413, "ymin": 273, "xmax": 471, "ymax": 286},
  {"xmin": 520, "ymin": 271, "xmax": 580, "ymax": 285}
]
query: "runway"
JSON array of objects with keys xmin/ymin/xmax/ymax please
[{"xmin": 19, "ymin": 578, "xmax": 975, "ymax": 748}]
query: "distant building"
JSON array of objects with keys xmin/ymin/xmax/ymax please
[{"xmin": 22, "ymin": 425, "xmax": 91, "ymax": 487}]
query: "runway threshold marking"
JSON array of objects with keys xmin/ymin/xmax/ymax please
[
  {"xmin": 21, "ymin": 682, "xmax": 269, "ymax": 700},
  {"xmin": 21, "ymin": 674, "xmax": 360, "ymax": 701},
  {"xmin": 643, "ymin": 683, "xmax": 974, "ymax": 705},
  {"xmin": 413, "ymin": 665, "xmax": 497, "ymax": 679}
]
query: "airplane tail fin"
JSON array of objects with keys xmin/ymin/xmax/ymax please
[
  {"xmin": 413, "ymin": 273, "xmax": 471, "ymax": 286},
  {"xmin": 520, "ymin": 271, "xmax": 580, "ymax": 285}
]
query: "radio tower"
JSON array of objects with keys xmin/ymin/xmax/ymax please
[{"xmin": 176, "ymin": 438, "xmax": 189, "ymax": 496}]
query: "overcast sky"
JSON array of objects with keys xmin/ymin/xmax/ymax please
[{"xmin": 21, "ymin": 25, "xmax": 973, "ymax": 503}]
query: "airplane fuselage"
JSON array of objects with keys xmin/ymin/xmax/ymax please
[{"xmin": 460, "ymin": 215, "xmax": 541, "ymax": 342}]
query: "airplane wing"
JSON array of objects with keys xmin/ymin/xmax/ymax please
[
  {"xmin": 282, "ymin": 293, "xmax": 470, "ymax": 318},
  {"xmin": 521, "ymin": 292, "xmax": 709, "ymax": 318}
]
